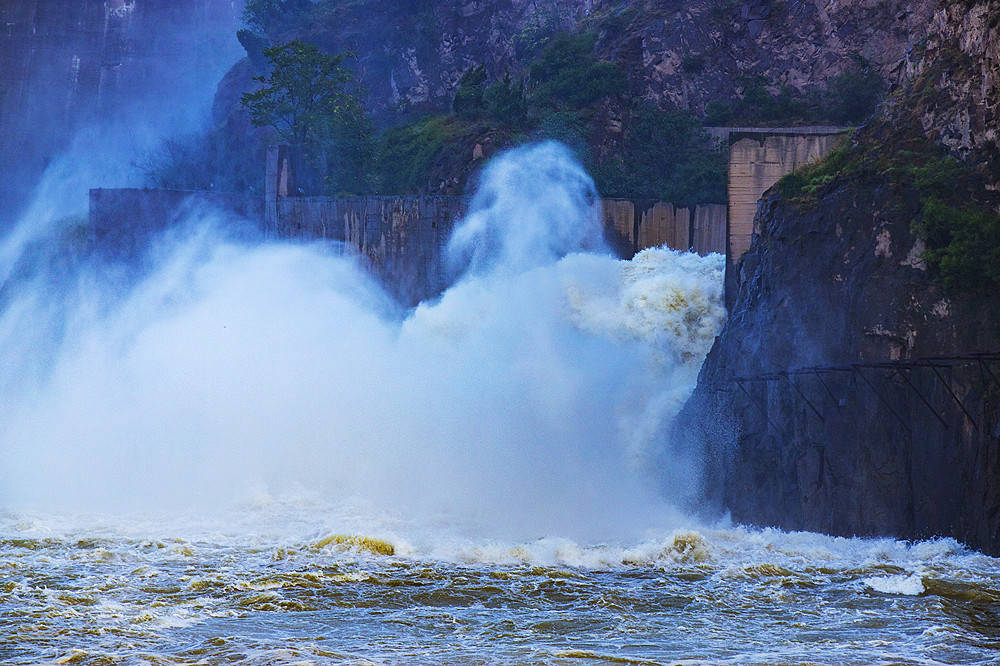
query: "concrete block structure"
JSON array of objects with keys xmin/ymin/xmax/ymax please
[
  {"xmin": 726, "ymin": 127, "xmax": 849, "ymax": 264},
  {"xmin": 721, "ymin": 126, "xmax": 850, "ymax": 304}
]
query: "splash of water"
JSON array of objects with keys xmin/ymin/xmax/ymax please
[{"xmin": 0, "ymin": 142, "xmax": 725, "ymax": 544}]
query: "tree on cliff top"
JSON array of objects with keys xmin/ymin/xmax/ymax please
[
  {"xmin": 241, "ymin": 40, "xmax": 373, "ymax": 193},
  {"xmin": 241, "ymin": 40, "xmax": 359, "ymax": 148}
]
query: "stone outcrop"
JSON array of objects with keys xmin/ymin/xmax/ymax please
[
  {"xmin": 678, "ymin": 179, "xmax": 1000, "ymax": 554},
  {"xmin": 0, "ymin": 0, "xmax": 239, "ymax": 227},
  {"xmin": 231, "ymin": 0, "xmax": 938, "ymax": 124},
  {"xmin": 676, "ymin": 0, "xmax": 1000, "ymax": 555},
  {"xmin": 885, "ymin": 0, "xmax": 1000, "ymax": 190}
]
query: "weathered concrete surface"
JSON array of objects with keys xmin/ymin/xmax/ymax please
[
  {"xmin": 89, "ymin": 188, "xmax": 262, "ymax": 260},
  {"xmin": 691, "ymin": 204, "xmax": 726, "ymax": 257},
  {"xmin": 276, "ymin": 195, "xmax": 464, "ymax": 307},
  {"xmin": 90, "ymin": 186, "xmax": 727, "ymax": 306},
  {"xmin": 639, "ymin": 202, "xmax": 689, "ymax": 253},
  {"xmin": 601, "ymin": 199, "xmax": 637, "ymax": 258},
  {"xmin": 727, "ymin": 129, "xmax": 848, "ymax": 266},
  {"xmin": 601, "ymin": 199, "xmax": 726, "ymax": 258}
]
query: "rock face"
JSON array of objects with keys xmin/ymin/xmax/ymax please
[
  {"xmin": 887, "ymin": 1, "xmax": 1000, "ymax": 190},
  {"xmin": 676, "ymin": 0, "xmax": 1000, "ymax": 555},
  {"xmin": 594, "ymin": 0, "xmax": 938, "ymax": 115},
  {"xmin": 219, "ymin": 0, "xmax": 940, "ymax": 126},
  {"xmin": 679, "ymin": 181, "xmax": 1000, "ymax": 554},
  {"xmin": 725, "ymin": 128, "xmax": 848, "ymax": 297},
  {"xmin": 0, "ymin": 0, "xmax": 239, "ymax": 227}
]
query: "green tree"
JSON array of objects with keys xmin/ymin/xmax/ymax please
[
  {"xmin": 241, "ymin": 40, "xmax": 372, "ymax": 193},
  {"xmin": 452, "ymin": 65, "xmax": 488, "ymax": 119},
  {"xmin": 529, "ymin": 32, "xmax": 625, "ymax": 110},
  {"xmin": 483, "ymin": 73, "xmax": 527, "ymax": 127}
]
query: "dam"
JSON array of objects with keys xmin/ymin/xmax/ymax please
[{"xmin": 89, "ymin": 128, "xmax": 848, "ymax": 305}]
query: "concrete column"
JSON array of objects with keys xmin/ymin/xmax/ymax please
[
  {"xmin": 724, "ymin": 127, "xmax": 850, "ymax": 306},
  {"xmin": 265, "ymin": 144, "xmax": 293, "ymax": 233}
]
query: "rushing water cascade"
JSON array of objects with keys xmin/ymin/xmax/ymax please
[{"xmin": 1, "ymin": 142, "xmax": 999, "ymax": 663}]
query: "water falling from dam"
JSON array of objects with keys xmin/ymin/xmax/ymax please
[
  {"xmin": 1, "ymin": 9, "xmax": 999, "ymax": 658},
  {"xmin": 1, "ymin": 137, "xmax": 998, "ymax": 663}
]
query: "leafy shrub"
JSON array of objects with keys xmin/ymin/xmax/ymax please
[
  {"xmin": 452, "ymin": 65, "xmax": 488, "ymax": 119},
  {"xmin": 704, "ymin": 64, "xmax": 884, "ymax": 126},
  {"xmin": 777, "ymin": 138, "xmax": 1000, "ymax": 292},
  {"xmin": 529, "ymin": 32, "xmax": 626, "ymax": 109},
  {"xmin": 592, "ymin": 104, "xmax": 727, "ymax": 205},
  {"xmin": 918, "ymin": 199, "xmax": 1000, "ymax": 289},
  {"xmin": 823, "ymin": 64, "xmax": 885, "ymax": 124},
  {"xmin": 373, "ymin": 116, "xmax": 467, "ymax": 193},
  {"xmin": 532, "ymin": 111, "xmax": 588, "ymax": 158},
  {"xmin": 482, "ymin": 74, "xmax": 527, "ymax": 127},
  {"xmin": 241, "ymin": 40, "xmax": 372, "ymax": 194}
]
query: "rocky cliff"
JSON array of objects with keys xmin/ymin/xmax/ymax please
[
  {"xmin": 676, "ymin": 0, "xmax": 1000, "ymax": 555},
  {"xmin": 204, "ymin": 0, "xmax": 943, "ymax": 198},
  {"xmin": 228, "ymin": 0, "xmax": 938, "ymax": 122},
  {"xmin": 0, "ymin": 0, "xmax": 239, "ymax": 227}
]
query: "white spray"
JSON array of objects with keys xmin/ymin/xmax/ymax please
[{"xmin": 0, "ymin": 142, "xmax": 725, "ymax": 545}]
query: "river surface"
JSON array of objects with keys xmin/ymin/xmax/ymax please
[{"xmin": 2, "ymin": 501, "xmax": 999, "ymax": 665}]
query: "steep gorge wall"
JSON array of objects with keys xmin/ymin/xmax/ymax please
[
  {"xmin": 676, "ymin": 0, "xmax": 1000, "ymax": 555},
  {"xmin": 246, "ymin": 0, "xmax": 939, "ymax": 123},
  {"xmin": 678, "ymin": 182, "xmax": 1000, "ymax": 555},
  {"xmin": 0, "ymin": 0, "xmax": 238, "ymax": 227}
]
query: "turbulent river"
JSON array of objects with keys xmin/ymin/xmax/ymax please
[
  {"xmin": 3, "ymin": 506, "xmax": 1000, "ymax": 664},
  {"xmin": 2, "ymin": 144, "xmax": 999, "ymax": 664}
]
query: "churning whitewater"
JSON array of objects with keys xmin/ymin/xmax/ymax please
[{"xmin": 1, "ymin": 144, "xmax": 998, "ymax": 664}]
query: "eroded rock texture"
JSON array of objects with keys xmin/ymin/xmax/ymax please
[
  {"xmin": 677, "ymin": 0, "xmax": 1000, "ymax": 555},
  {"xmin": 0, "ymin": 0, "xmax": 238, "ymax": 226}
]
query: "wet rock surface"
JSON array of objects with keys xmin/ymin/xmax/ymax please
[{"xmin": 676, "ymin": 0, "xmax": 1000, "ymax": 555}]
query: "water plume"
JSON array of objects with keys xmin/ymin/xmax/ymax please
[{"xmin": 0, "ymin": 142, "xmax": 725, "ymax": 545}]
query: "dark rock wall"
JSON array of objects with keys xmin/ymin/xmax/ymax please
[
  {"xmin": 676, "ymin": 0, "xmax": 1000, "ymax": 555},
  {"xmin": 0, "ymin": 0, "xmax": 238, "ymax": 227},
  {"xmin": 677, "ymin": 183, "xmax": 1000, "ymax": 554}
]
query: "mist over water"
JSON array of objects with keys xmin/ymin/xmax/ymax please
[{"xmin": 0, "ymin": 138, "xmax": 725, "ymax": 545}]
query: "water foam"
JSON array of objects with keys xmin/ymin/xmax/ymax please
[{"xmin": 0, "ymin": 142, "xmax": 724, "ymax": 546}]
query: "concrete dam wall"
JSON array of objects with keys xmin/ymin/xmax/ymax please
[
  {"xmin": 90, "ymin": 128, "xmax": 846, "ymax": 305},
  {"xmin": 90, "ymin": 189, "xmax": 728, "ymax": 306}
]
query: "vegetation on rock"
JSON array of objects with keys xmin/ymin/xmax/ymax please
[
  {"xmin": 240, "ymin": 40, "xmax": 373, "ymax": 194},
  {"xmin": 777, "ymin": 133, "xmax": 1000, "ymax": 292},
  {"xmin": 706, "ymin": 62, "xmax": 885, "ymax": 126}
]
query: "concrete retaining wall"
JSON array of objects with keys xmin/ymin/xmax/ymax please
[
  {"xmin": 88, "ymin": 188, "xmax": 262, "ymax": 259},
  {"xmin": 275, "ymin": 195, "xmax": 464, "ymax": 306},
  {"xmin": 600, "ymin": 199, "xmax": 727, "ymax": 257},
  {"xmin": 727, "ymin": 129, "xmax": 849, "ymax": 265},
  {"xmin": 91, "ymin": 187, "xmax": 727, "ymax": 305}
]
